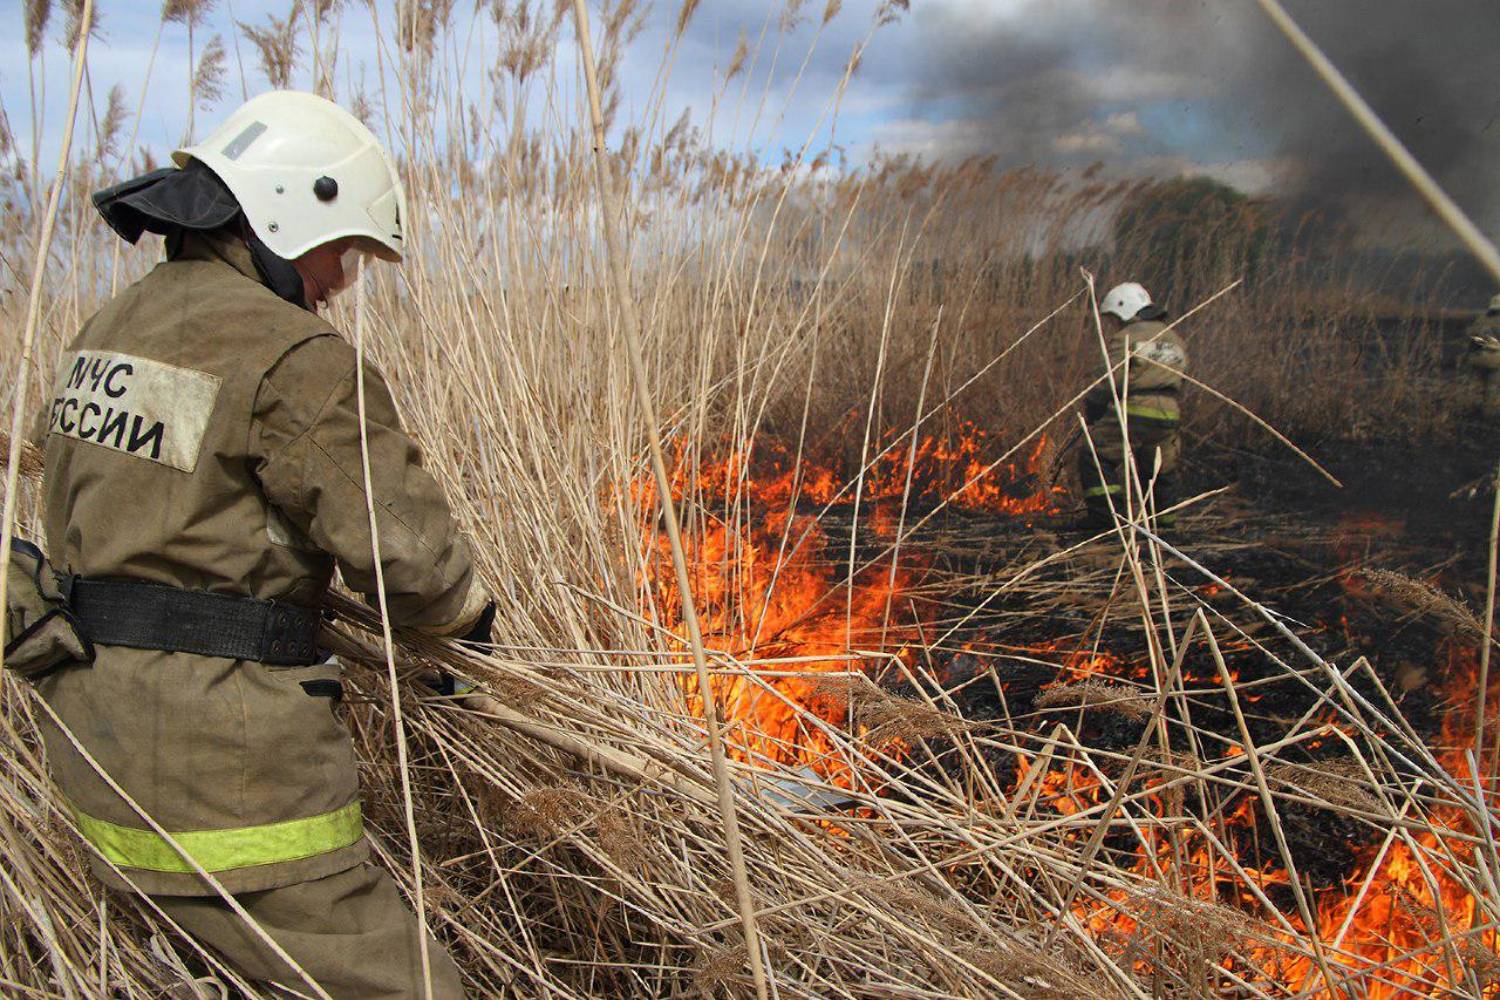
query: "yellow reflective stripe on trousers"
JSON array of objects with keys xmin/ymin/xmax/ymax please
[
  {"xmin": 71, "ymin": 801, "xmax": 363, "ymax": 874},
  {"xmin": 1083, "ymin": 484, "xmax": 1124, "ymax": 498},
  {"xmin": 1124, "ymin": 402, "xmax": 1178, "ymax": 422}
]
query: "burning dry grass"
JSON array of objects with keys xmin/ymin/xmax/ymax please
[
  {"xmin": 1359, "ymin": 567, "xmax": 1489, "ymax": 640},
  {"xmin": 0, "ymin": 1, "xmax": 1497, "ymax": 997},
  {"xmin": 1265, "ymin": 756, "xmax": 1385, "ymax": 814},
  {"xmin": 1034, "ymin": 679, "xmax": 1153, "ymax": 722}
]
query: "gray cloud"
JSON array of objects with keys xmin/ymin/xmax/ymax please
[{"xmin": 885, "ymin": 0, "xmax": 1500, "ymax": 238}]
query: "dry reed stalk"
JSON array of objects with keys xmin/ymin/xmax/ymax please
[
  {"xmin": 568, "ymin": 3, "xmax": 769, "ymax": 996},
  {"xmin": 1207, "ymin": 622, "xmax": 1342, "ymax": 993},
  {"xmin": 1034, "ymin": 680, "xmax": 1151, "ymax": 722},
  {"xmin": 1264, "ymin": 757, "xmax": 1383, "ymax": 815},
  {"xmin": 814, "ymin": 673, "xmax": 966, "ymax": 743},
  {"xmin": 1039, "ymin": 611, "xmax": 1201, "ymax": 949},
  {"xmin": 1357, "ymin": 567, "xmax": 1489, "ymax": 641},
  {"xmin": 351, "ymin": 262, "xmax": 435, "ymax": 998},
  {"xmin": 1253, "ymin": 0, "xmax": 1500, "ymax": 284},
  {"xmin": 877, "ymin": 309, "xmax": 940, "ymax": 646},
  {"xmin": 1480, "ymin": 459, "xmax": 1500, "ymax": 767},
  {"xmin": 320, "ymin": 622, "xmax": 722, "ymax": 808}
]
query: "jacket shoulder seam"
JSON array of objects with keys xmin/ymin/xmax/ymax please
[{"xmin": 249, "ymin": 337, "xmax": 354, "ymax": 462}]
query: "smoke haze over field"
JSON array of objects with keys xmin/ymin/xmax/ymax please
[
  {"xmin": 4, "ymin": 0, "xmax": 1496, "ymax": 252},
  {"xmin": 885, "ymin": 1, "xmax": 1500, "ymax": 243}
]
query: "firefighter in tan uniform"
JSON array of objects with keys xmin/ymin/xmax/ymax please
[
  {"xmin": 1079, "ymin": 282, "xmax": 1187, "ymax": 527},
  {"xmin": 1466, "ymin": 294, "xmax": 1500, "ymax": 420},
  {"xmin": 30, "ymin": 92, "xmax": 487, "ymax": 997}
]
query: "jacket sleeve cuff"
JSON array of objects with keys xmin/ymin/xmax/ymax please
[{"xmin": 414, "ymin": 572, "xmax": 490, "ymax": 637}]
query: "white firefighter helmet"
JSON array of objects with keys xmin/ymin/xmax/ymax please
[
  {"xmin": 1100, "ymin": 282, "xmax": 1154, "ymax": 323},
  {"xmin": 175, "ymin": 91, "xmax": 406, "ymax": 262},
  {"xmin": 1488, "ymin": 293, "xmax": 1500, "ymax": 315}
]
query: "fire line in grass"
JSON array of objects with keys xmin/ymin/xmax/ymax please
[
  {"xmin": 1239, "ymin": 641, "xmax": 1500, "ymax": 997},
  {"xmin": 633, "ymin": 424, "xmax": 1060, "ymax": 784},
  {"xmin": 634, "ymin": 426, "xmax": 1500, "ymax": 994},
  {"xmin": 1019, "ymin": 624, "xmax": 1500, "ymax": 994}
]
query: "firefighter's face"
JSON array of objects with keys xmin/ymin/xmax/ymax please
[
  {"xmin": 1096, "ymin": 311, "xmax": 1126, "ymax": 333},
  {"xmin": 293, "ymin": 238, "xmax": 365, "ymax": 311}
]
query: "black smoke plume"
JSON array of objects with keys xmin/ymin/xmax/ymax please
[{"xmin": 901, "ymin": 1, "xmax": 1500, "ymax": 248}]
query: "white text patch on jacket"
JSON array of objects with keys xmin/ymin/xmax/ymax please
[{"xmin": 47, "ymin": 350, "xmax": 221, "ymax": 473}]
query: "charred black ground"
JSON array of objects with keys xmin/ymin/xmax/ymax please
[{"xmin": 809, "ymin": 429, "xmax": 1496, "ymax": 902}]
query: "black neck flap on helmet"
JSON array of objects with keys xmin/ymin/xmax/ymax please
[
  {"xmin": 92, "ymin": 160, "xmax": 308, "ymax": 309},
  {"xmin": 1134, "ymin": 303, "xmax": 1169, "ymax": 323},
  {"xmin": 241, "ymin": 228, "xmax": 307, "ymax": 308}
]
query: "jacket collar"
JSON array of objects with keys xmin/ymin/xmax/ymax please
[{"xmin": 171, "ymin": 229, "xmax": 263, "ymax": 284}]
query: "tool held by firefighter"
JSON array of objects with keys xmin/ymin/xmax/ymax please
[
  {"xmin": 2, "ymin": 91, "xmax": 492, "ymax": 998},
  {"xmin": 1078, "ymin": 282, "xmax": 1187, "ymax": 528},
  {"xmin": 1465, "ymin": 294, "xmax": 1500, "ymax": 421}
]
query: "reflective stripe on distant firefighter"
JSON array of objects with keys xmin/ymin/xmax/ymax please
[
  {"xmin": 1083, "ymin": 483, "xmax": 1124, "ymax": 498},
  {"xmin": 1124, "ymin": 402, "xmax": 1179, "ymax": 423},
  {"xmin": 70, "ymin": 801, "xmax": 363, "ymax": 874}
]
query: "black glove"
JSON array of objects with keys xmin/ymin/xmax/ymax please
[
  {"xmin": 1083, "ymin": 385, "xmax": 1112, "ymax": 424},
  {"xmin": 459, "ymin": 601, "xmax": 496, "ymax": 649},
  {"xmin": 429, "ymin": 670, "xmax": 462, "ymax": 697},
  {"xmin": 425, "ymin": 602, "xmax": 496, "ymax": 697}
]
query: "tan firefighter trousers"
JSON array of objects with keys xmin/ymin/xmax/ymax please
[{"xmin": 154, "ymin": 862, "xmax": 467, "ymax": 998}]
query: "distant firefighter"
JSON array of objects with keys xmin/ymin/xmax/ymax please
[
  {"xmin": 1079, "ymin": 282, "xmax": 1187, "ymax": 527},
  {"xmin": 1466, "ymin": 294, "xmax": 1500, "ymax": 420}
]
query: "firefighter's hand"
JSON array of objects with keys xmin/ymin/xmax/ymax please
[
  {"xmin": 423, "ymin": 670, "xmax": 467, "ymax": 697},
  {"xmin": 458, "ymin": 601, "xmax": 496, "ymax": 650},
  {"xmin": 421, "ymin": 602, "xmax": 495, "ymax": 704},
  {"xmin": 422, "ymin": 668, "xmax": 505, "ymax": 714}
]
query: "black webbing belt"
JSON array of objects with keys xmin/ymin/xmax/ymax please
[{"xmin": 69, "ymin": 579, "xmax": 322, "ymax": 666}]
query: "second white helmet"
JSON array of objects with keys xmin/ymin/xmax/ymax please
[
  {"xmin": 175, "ymin": 90, "xmax": 406, "ymax": 262},
  {"xmin": 1100, "ymin": 282, "xmax": 1154, "ymax": 323}
]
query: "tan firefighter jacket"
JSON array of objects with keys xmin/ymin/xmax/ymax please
[
  {"xmin": 32, "ymin": 231, "xmax": 486, "ymax": 895},
  {"xmin": 1084, "ymin": 319, "xmax": 1187, "ymax": 468}
]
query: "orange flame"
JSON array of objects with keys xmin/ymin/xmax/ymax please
[
  {"xmin": 1241, "ymin": 642, "xmax": 1500, "ymax": 997},
  {"xmin": 1031, "ymin": 634, "xmax": 1500, "ymax": 994},
  {"xmin": 634, "ymin": 427, "xmax": 1058, "ymax": 782},
  {"xmin": 985, "ymin": 582, "xmax": 1498, "ymax": 993}
]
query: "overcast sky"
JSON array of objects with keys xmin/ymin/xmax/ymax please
[{"xmin": 3, "ymin": 0, "xmax": 1496, "ymax": 241}]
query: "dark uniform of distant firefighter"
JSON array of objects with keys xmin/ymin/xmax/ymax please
[
  {"xmin": 1466, "ymin": 294, "xmax": 1500, "ymax": 420},
  {"xmin": 1079, "ymin": 282, "xmax": 1187, "ymax": 526},
  {"xmin": 3, "ymin": 92, "xmax": 492, "ymax": 997}
]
